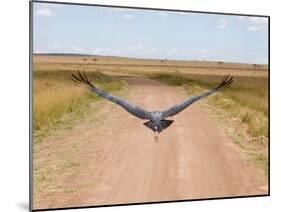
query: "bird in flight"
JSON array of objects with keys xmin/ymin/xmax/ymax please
[{"xmin": 72, "ymin": 71, "xmax": 233, "ymax": 140}]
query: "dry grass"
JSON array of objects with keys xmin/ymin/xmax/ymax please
[
  {"xmin": 34, "ymin": 55, "xmax": 268, "ymax": 78},
  {"xmin": 149, "ymin": 72, "xmax": 268, "ymax": 175},
  {"xmin": 33, "ymin": 70, "xmax": 126, "ymax": 143},
  {"xmin": 33, "ymin": 55, "xmax": 269, "ymax": 175},
  {"xmin": 32, "ymin": 56, "xmax": 269, "ymax": 209}
]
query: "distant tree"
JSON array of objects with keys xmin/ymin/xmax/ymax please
[{"xmin": 253, "ymin": 64, "xmax": 259, "ymax": 69}]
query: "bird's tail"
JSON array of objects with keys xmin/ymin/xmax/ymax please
[{"xmin": 143, "ymin": 120, "xmax": 174, "ymax": 133}]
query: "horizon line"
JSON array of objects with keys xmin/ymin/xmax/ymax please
[{"xmin": 33, "ymin": 52, "xmax": 268, "ymax": 66}]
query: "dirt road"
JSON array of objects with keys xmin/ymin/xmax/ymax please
[{"xmin": 33, "ymin": 76, "xmax": 267, "ymax": 209}]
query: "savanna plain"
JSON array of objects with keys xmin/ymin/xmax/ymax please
[{"xmin": 32, "ymin": 55, "xmax": 268, "ymax": 209}]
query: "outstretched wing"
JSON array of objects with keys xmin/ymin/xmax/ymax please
[
  {"xmin": 161, "ymin": 75, "xmax": 233, "ymax": 118},
  {"xmin": 72, "ymin": 71, "xmax": 153, "ymax": 120}
]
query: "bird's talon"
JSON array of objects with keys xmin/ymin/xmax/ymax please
[{"xmin": 154, "ymin": 135, "xmax": 159, "ymax": 143}]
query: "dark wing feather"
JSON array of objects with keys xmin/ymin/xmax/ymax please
[
  {"xmin": 162, "ymin": 75, "xmax": 233, "ymax": 118},
  {"xmin": 72, "ymin": 71, "xmax": 152, "ymax": 120}
]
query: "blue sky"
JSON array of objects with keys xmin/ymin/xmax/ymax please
[{"xmin": 33, "ymin": 2, "xmax": 268, "ymax": 64}]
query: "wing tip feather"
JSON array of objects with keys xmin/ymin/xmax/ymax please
[
  {"xmin": 71, "ymin": 70, "xmax": 95, "ymax": 88},
  {"xmin": 215, "ymin": 74, "xmax": 234, "ymax": 90}
]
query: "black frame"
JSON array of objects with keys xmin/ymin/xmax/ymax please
[{"xmin": 29, "ymin": 0, "xmax": 270, "ymax": 211}]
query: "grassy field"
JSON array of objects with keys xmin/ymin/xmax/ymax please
[
  {"xmin": 149, "ymin": 72, "xmax": 268, "ymax": 174},
  {"xmin": 34, "ymin": 54, "xmax": 268, "ymax": 77},
  {"xmin": 33, "ymin": 55, "xmax": 269, "ymax": 174},
  {"xmin": 33, "ymin": 69, "xmax": 127, "ymax": 143}
]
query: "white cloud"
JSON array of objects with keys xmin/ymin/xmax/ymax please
[
  {"xmin": 51, "ymin": 43, "xmax": 86, "ymax": 53},
  {"xmin": 248, "ymin": 17, "xmax": 268, "ymax": 24},
  {"xmin": 247, "ymin": 25, "xmax": 264, "ymax": 31},
  {"xmin": 97, "ymin": 7, "xmax": 135, "ymax": 14},
  {"xmin": 146, "ymin": 48, "xmax": 157, "ymax": 54},
  {"xmin": 90, "ymin": 44, "xmax": 157, "ymax": 57},
  {"xmin": 217, "ymin": 19, "xmax": 228, "ymax": 29},
  {"xmin": 195, "ymin": 49, "xmax": 216, "ymax": 61},
  {"xmin": 167, "ymin": 49, "xmax": 178, "ymax": 56},
  {"xmin": 247, "ymin": 17, "xmax": 268, "ymax": 32},
  {"xmin": 152, "ymin": 11, "xmax": 194, "ymax": 18},
  {"xmin": 127, "ymin": 43, "xmax": 143, "ymax": 51},
  {"xmin": 92, "ymin": 48, "xmax": 121, "ymax": 55},
  {"xmin": 35, "ymin": 8, "xmax": 55, "ymax": 17},
  {"xmin": 96, "ymin": 7, "xmax": 137, "ymax": 21},
  {"xmin": 238, "ymin": 16, "xmax": 268, "ymax": 32},
  {"xmin": 172, "ymin": 11, "xmax": 193, "ymax": 16},
  {"xmin": 125, "ymin": 44, "xmax": 157, "ymax": 56},
  {"xmin": 36, "ymin": 42, "xmax": 160, "ymax": 58},
  {"xmin": 39, "ymin": 3, "xmax": 62, "ymax": 8},
  {"xmin": 197, "ymin": 49, "xmax": 208, "ymax": 54},
  {"xmin": 122, "ymin": 14, "xmax": 136, "ymax": 20}
]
